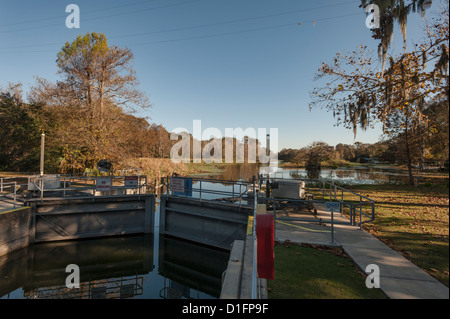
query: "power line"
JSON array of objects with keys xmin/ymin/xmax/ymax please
[
  {"xmin": 0, "ymin": 0, "xmax": 361, "ymax": 50},
  {"xmin": 111, "ymin": 0, "xmax": 360, "ymax": 39},
  {"xmin": 0, "ymin": 12, "xmax": 363, "ymax": 54},
  {"xmin": 0, "ymin": 0, "xmax": 204, "ymax": 35},
  {"xmin": 0, "ymin": 0, "xmax": 162, "ymax": 28},
  {"xmin": 124, "ymin": 12, "xmax": 362, "ymax": 47}
]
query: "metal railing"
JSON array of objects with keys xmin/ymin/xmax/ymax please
[
  {"xmin": 161, "ymin": 176, "xmax": 258, "ymax": 207},
  {"xmin": 24, "ymin": 275, "xmax": 144, "ymax": 299},
  {"xmin": 260, "ymin": 175, "xmax": 376, "ymax": 228},
  {"xmin": 251, "ymin": 183, "xmax": 258, "ymax": 299},
  {"xmin": 0, "ymin": 178, "xmax": 18, "ymax": 209},
  {"xmin": 1, "ymin": 174, "xmax": 150, "ymax": 202}
]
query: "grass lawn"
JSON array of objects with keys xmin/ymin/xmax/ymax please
[
  {"xmin": 345, "ymin": 183, "xmax": 449, "ymax": 286},
  {"xmin": 267, "ymin": 242, "xmax": 387, "ymax": 299}
]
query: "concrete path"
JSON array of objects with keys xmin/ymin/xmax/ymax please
[{"xmin": 274, "ymin": 204, "xmax": 449, "ymax": 299}]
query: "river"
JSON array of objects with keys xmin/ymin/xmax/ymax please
[{"xmin": 193, "ymin": 162, "xmax": 448, "ymax": 185}]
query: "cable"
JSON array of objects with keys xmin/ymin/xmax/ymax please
[
  {"xmin": 0, "ymin": 12, "xmax": 363, "ymax": 53},
  {"xmin": 110, "ymin": 0, "xmax": 360, "ymax": 40},
  {"xmin": 120, "ymin": 12, "xmax": 362, "ymax": 47},
  {"xmin": 0, "ymin": 0, "xmax": 204, "ymax": 35},
  {"xmin": 0, "ymin": 0, "xmax": 162, "ymax": 28},
  {"xmin": 0, "ymin": 1, "xmax": 361, "ymax": 51}
]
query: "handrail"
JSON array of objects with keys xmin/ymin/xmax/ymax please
[
  {"xmin": 258, "ymin": 174, "xmax": 376, "ymax": 227},
  {"xmin": 251, "ymin": 178, "xmax": 258, "ymax": 299},
  {"xmin": 1, "ymin": 174, "xmax": 150, "ymax": 201},
  {"xmin": 162, "ymin": 176, "xmax": 256, "ymax": 206},
  {"xmin": 0, "ymin": 178, "xmax": 17, "ymax": 208}
]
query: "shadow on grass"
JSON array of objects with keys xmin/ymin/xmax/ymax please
[{"xmin": 368, "ymin": 230, "xmax": 449, "ymax": 287}]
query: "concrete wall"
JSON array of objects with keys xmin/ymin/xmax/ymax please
[
  {"xmin": 159, "ymin": 196, "xmax": 252, "ymax": 250},
  {"xmin": 220, "ymin": 240, "xmax": 245, "ymax": 299},
  {"xmin": 28, "ymin": 195, "xmax": 155, "ymax": 243},
  {"xmin": 220, "ymin": 237, "xmax": 268, "ymax": 299},
  {"xmin": 0, "ymin": 207, "xmax": 32, "ymax": 257}
]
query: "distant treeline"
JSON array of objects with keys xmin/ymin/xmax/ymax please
[
  {"xmin": 279, "ymin": 129, "xmax": 449, "ymax": 169},
  {"xmin": 0, "ymin": 87, "xmax": 267, "ymax": 173}
]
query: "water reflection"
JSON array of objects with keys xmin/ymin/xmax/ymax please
[
  {"xmin": 192, "ymin": 162, "xmax": 447, "ymax": 185},
  {"xmin": 158, "ymin": 236, "xmax": 229, "ymax": 298},
  {"xmin": 275, "ymin": 166, "xmax": 447, "ymax": 185},
  {"xmin": 194, "ymin": 164, "xmax": 259, "ymax": 182},
  {"xmin": 198, "ymin": 163, "xmax": 426, "ymax": 185},
  {"xmin": 0, "ymin": 234, "xmax": 228, "ymax": 299}
]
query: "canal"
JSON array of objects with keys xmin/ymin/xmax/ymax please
[
  {"xmin": 0, "ymin": 197, "xmax": 230, "ymax": 299},
  {"xmin": 0, "ymin": 231, "xmax": 230, "ymax": 299}
]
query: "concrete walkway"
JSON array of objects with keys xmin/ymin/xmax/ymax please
[{"xmin": 274, "ymin": 204, "xmax": 449, "ymax": 299}]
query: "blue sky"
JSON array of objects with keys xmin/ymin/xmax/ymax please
[{"xmin": 0, "ymin": 0, "xmax": 440, "ymax": 151}]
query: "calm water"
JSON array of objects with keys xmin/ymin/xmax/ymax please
[
  {"xmin": 195, "ymin": 162, "xmax": 448, "ymax": 185},
  {"xmin": 0, "ymin": 231, "xmax": 229, "ymax": 299}
]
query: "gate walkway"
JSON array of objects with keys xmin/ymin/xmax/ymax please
[{"xmin": 274, "ymin": 203, "xmax": 449, "ymax": 299}]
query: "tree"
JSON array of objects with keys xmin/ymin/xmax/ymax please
[
  {"xmin": 423, "ymin": 95, "xmax": 449, "ymax": 163},
  {"xmin": 0, "ymin": 84, "xmax": 44, "ymax": 171},
  {"xmin": 361, "ymin": 0, "xmax": 433, "ymax": 70},
  {"xmin": 310, "ymin": 5, "xmax": 448, "ymax": 184},
  {"xmin": 30, "ymin": 33, "xmax": 150, "ymax": 172},
  {"xmin": 305, "ymin": 142, "xmax": 335, "ymax": 168},
  {"xmin": 336, "ymin": 143, "xmax": 356, "ymax": 161}
]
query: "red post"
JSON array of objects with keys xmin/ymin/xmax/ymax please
[{"xmin": 256, "ymin": 213, "xmax": 275, "ymax": 280}]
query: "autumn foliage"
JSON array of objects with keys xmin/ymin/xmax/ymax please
[{"xmin": 311, "ymin": 4, "xmax": 449, "ymax": 184}]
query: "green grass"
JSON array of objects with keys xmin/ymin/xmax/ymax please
[{"xmin": 267, "ymin": 242, "xmax": 387, "ymax": 299}]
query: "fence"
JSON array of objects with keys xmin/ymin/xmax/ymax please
[
  {"xmin": 260, "ymin": 175, "xmax": 376, "ymax": 228},
  {"xmin": 161, "ymin": 176, "xmax": 258, "ymax": 207},
  {"xmin": 1, "ymin": 174, "xmax": 149, "ymax": 203},
  {"xmin": 0, "ymin": 178, "xmax": 18, "ymax": 209}
]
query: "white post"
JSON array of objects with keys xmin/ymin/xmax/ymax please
[
  {"xmin": 40, "ymin": 133, "xmax": 45, "ymax": 176},
  {"xmin": 13, "ymin": 181, "xmax": 17, "ymax": 208},
  {"xmin": 40, "ymin": 133, "xmax": 45, "ymax": 202},
  {"xmin": 252, "ymin": 177, "xmax": 258, "ymax": 299}
]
